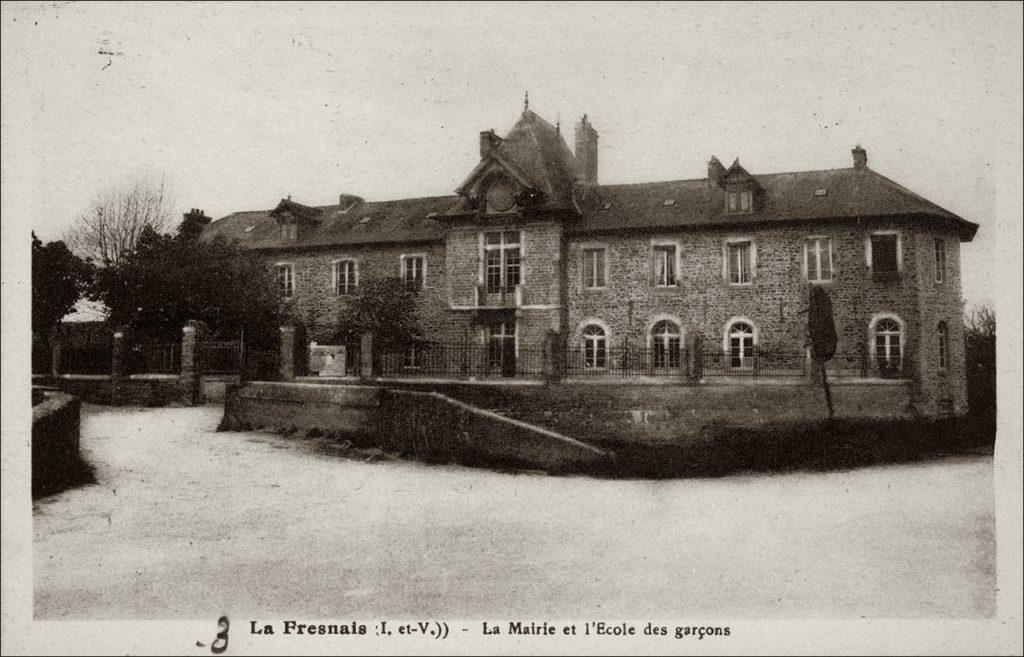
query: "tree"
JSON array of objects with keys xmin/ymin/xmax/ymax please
[
  {"xmin": 64, "ymin": 177, "xmax": 173, "ymax": 267},
  {"xmin": 806, "ymin": 285, "xmax": 838, "ymax": 418},
  {"xmin": 90, "ymin": 221, "xmax": 282, "ymax": 345},
  {"xmin": 964, "ymin": 303, "xmax": 995, "ymax": 418},
  {"xmin": 32, "ymin": 232, "xmax": 92, "ymax": 338},
  {"xmin": 333, "ymin": 277, "xmax": 420, "ymax": 349}
]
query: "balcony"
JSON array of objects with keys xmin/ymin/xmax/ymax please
[{"xmin": 474, "ymin": 284, "xmax": 524, "ymax": 308}]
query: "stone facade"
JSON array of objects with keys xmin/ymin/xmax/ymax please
[{"xmin": 206, "ymin": 107, "xmax": 977, "ymax": 417}]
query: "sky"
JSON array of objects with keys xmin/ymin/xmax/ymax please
[{"xmin": 2, "ymin": 1, "xmax": 1022, "ymax": 308}]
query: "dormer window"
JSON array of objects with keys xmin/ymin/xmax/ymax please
[
  {"xmin": 727, "ymin": 190, "xmax": 752, "ymax": 213},
  {"xmin": 280, "ymin": 222, "xmax": 298, "ymax": 241}
]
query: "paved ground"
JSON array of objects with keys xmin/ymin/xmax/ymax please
[{"xmin": 33, "ymin": 405, "xmax": 995, "ymax": 620}]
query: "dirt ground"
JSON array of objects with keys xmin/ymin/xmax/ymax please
[{"xmin": 33, "ymin": 405, "xmax": 995, "ymax": 620}]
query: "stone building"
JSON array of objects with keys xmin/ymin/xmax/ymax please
[{"xmin": 202, "ymin": 104, "xmax": 977, "ymax": 415}]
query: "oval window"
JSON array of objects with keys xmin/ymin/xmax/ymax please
[{"xmin": 487, "ymin": 181, "xmax": 515, "ymax": 212}]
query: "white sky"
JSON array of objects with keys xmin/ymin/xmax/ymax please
[{"xmin": 3, "ymin": 1, "xmax": 1021, "ymax": 307}]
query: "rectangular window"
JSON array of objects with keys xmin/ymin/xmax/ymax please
[
  {"xmin": 870, "ymin": 234, "xmax": 899, "ymax": 276},
  {"xmin": 653, "ymin": 245, "xmax": 677, "ymax": 286},
  {"xmin": 727, "ymin": 190, "xmax": 752, "ymax": 213},
  {"xmin": 934, "ymin": 238, "xmax": 946, "ymax": 283},
  {"xmin": 806, "ymin": 237, "xmax": 833, "ymax": 282},
  {"xmin": 281, "ymin": 223, "xmax": 298, "ymax": 241},
  {"xmin": 276, "ymin": 264, "xmax": 294, "ymax": 298},
  {"xmin": 582, "ymin": 247, "xmax": 607, "ymax": 289},
  {"xmin": 727, "ymin": 241, "xmax": 753, "ymax": 285},
  {"xmin": 402, "ymin": 255, "xmax": 425, "ymax": 288},
  {"xmin": 403, "ymin": 345, "xmax": 421, "ymax": 369},
  {"xmin": 334, "ymin": 260, "xmax": 357, "ymax": 296},
  {"xmin": 483, "ymin": 230, "xmax": 521, "ymax": 293}
]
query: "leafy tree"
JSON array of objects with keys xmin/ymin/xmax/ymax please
[
  {"xmin": 807, "ymin": 285, "xmax": 838, "ymax": 418},
  {"xmin": 333, "ymin": 277, "xmax": 420, "ymax": 350},
  {"xmin": 32, "ymin": 232, "xmax": 92, "ymax": 338},
  {"xmin": 90, "ymin": 223, "xmax": 282, "ymax": 346}
]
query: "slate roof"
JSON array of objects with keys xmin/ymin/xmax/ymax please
[
  {"xmin": 201, "ymin": 195, "xmax": 455, "ymax": 250},
  {"xmin": 571, "ymin": 167, "xmax": 977, "ymax": 240},
  {"xmin": 448, "ymin": 109, "xmax": 581, "ymax": 214}
]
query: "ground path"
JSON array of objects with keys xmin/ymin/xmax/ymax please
[{"xmin": 34, "ymin": 405, "xmax": 994, "ymax": 619}]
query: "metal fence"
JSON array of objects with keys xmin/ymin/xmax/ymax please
[
  {"xmin": 197, "ymin": 340, "xmax": 241, "ymax": 375},
  {"xmin": 379, "ymin": 343, "xmax": 545, "ymax": 379},
  {"xmin": 242, "ymin": 348, "xmax": 279, "ymax": 381},
  {"xmin": 564, "ymin": 346, "xmax": 689, "ymax": 378},
  {"xmin": 698, "ymin": 349, "xmax": 912, "ymax": 380},
  {"xmin": 60, "ymin": 343, "xmax": 113, "ymax": 375},
  {"xmin": 126, "ymin": 341, "xmax": 181, "ymax": 375}
]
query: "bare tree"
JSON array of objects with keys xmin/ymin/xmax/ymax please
[{"xmin": 64, "ymin": 177, "xmax": 174, "ymax": 266}]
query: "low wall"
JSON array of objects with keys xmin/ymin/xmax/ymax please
[
  {"xmin": 220, "ymin": 382, "xmax": 611, "ymax": 472},
  {"xmin": 201, "ymin": 374, "xmax": 240, "ymax": 403},
  {"xmin": 52, "ymin": 374, "xmax": 185, "ymax": 406},
  {"xmin": 32, "ymin": 391, "xmax": 81, "ymax": 496},
  {"xmin": 222, "ymin": 382, "xmax": 381, "ymax": 435}
]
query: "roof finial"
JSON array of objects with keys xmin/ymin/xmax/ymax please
[{"xmin": 524, "ymin": 90, "xmax": 529, "ymax": 111}]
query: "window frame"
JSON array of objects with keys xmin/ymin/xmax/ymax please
[
  {"xmin": 723, "ymin": 317, "xmax": 758, "ymax": 369},
  {"xmin": 868, "ymin": 313, "xmax": 905, "ymax": 371},
  {"xmin": 723, "ymin": 237, "xmax": 757, "ymax": 286},
  {"xmin": 937, "ymin": 321, "xmax": 949, "ymax": 371},
  {"xmin": 865, "ymin": 230, "xmax": 903, "ymax": 279},
  {"xmin": 649, "ymin": 319, "xmax": 683, "ymax": 369},
  {"xmin": 399, "ymin": 253, "xmax": 427, "ymax": 288},
  {"xmin": 580, "ymin": 243, "xmax": 609, "ymax": 290},
  {"xmin": 275, "ymin": 262, "xmax": 295, "ymax": 298},
  {"xmin": 332, "ymin": 258, "xmax": 359, "ymax": 296},
  {"xmin": 581, "ymin": 323, "xmax": 608, "ymax": 370},
  {"xmin": 280, "ymin": 222, "xmax": 298, "ymax": 241},
  {"xmin": 650, "ymin": 239, "xmax": 681, "ymax": 288},
  {"xmin": 934, "ymin": 238, "xmax": 947, "ymax": 284},
  {"xmin": 483, "ymin": 230, "xmax": 522, "ymax": 293},
  {"xmin": 726, "ymin": 189, "xmax": 753, "ymax": 214},
  {"xmin": 804, "ymin": 235, "xmax": 835, "ymax": 283}
]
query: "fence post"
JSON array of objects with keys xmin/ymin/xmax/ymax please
[
  {"xmin": 179, "ymin": 324, "xmax": 200, "ymax": 405},
  {"xmin": 360, "ymin": 332, "xmax": 375, "ymax": 380},
  {"xmin": 543, "ymin": 331, "xmax": 562, "ymax": 382},
  {"xmin": 48, "ymin": 326, "xmax": 63, "ymax": 379},
  {"xmin": 279, "ymin": 325, "xmax": 296, "ymax": 381},
  {"xmin": 111, "ymin": 330, "xmax": 127, "ymax": 404}
]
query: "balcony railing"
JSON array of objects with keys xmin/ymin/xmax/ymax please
[{"xmin": 474, "ymin": 284, "xmax": 523, "ymax": 308}]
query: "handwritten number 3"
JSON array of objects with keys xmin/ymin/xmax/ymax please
[{"xmin": 211, "ymin": 616, "xmax": 229, "ymax": 654}]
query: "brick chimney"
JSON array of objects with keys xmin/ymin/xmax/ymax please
[
  {"xmin": 852, "ymin": 144, "xmax": 867, "ymax": 170},
  {"xmin": 480, "ymin": 129, "xmax": 502, "ymax": 158},
  {"xmin": 707, "ymin": 156, "xmax": 727, "ymax": 187},
  {"xmin": 575, "ymin": 114, "xmax": 599, "ymax": 185}
]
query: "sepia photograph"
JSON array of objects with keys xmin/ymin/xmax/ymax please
[{"xmin": 2, "ymin": 1, "xmax": 1022, "ymax": 655}]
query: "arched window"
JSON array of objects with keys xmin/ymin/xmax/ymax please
[
  {"xmin": 582, "ymin": 324, "xmax": 607, "ymax": 370},
  {"xmin": 651, "ymin": 320, "xmax": 681, "ymax": 368},
  {"xmin": 874, "ymin": 318, "xmax": 902, "ymax": 367},
  {"xmin": 937, "ymin": 321, "xmax": 949, "ymax": 370},
  {"xmin": 728, "ymin": 321, "xmax": 755, "ymax": 368}
]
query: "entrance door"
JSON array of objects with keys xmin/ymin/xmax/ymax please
[{"xmin": 487, "ymin": 320, "xmax": 516, "ymax": 377}]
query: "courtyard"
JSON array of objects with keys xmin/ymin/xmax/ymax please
[{"xmin": 33, "ymin": 405, "xmax": 995, "ymax": 620}]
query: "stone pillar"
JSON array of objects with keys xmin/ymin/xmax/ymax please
[
  {"xmin": 360, "ymin": 332, "xmax": 375, "ymax": 380},
  {"xmin": 179, "ymin": 324, "xmax": 200, "ymax": 405},
  {"xmin": 279, "ymin": 325, "xmax": 296, "ymax": 381},
  {"xmin": 111, "ymin": 330, "xmax": 127, "ymax": 404},
  {"xmin": 48, "ymin": 326, "xmax": 63, "ymax": 379}
]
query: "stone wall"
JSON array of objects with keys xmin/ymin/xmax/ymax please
[
  {"xmin": 32, "ymin": 391, "xmax": 81, "ymax": 496},
  {"xmin": 219, "ymin": 382, "xmax": 611, "ymax": 472}
]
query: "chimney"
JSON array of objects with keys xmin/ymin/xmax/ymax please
[
  {"xmin": 575, "ymin": 114, "xmax": 599, "ymax": 185},
  {"xmin": 707, "ymin": 156, "xmax": 726, "ymax": 187},
  {"xmin": 852, "ymin": 144, "xmax": 867, "ymax": 170},
  {"xmin": 480, "ymin": 129, "xmax": 502, "ymax": 158}
]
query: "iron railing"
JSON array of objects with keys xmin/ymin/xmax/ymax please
[
  {"xmin": 126, "ymin": 341, "xmax": 180, "ymax": 375},
  {"xmin": 197, "ymin": 340, "xmax": 241, "ymax": 374},
  {"xmin": 564, "ymin": 346, "xmax": 689, "ymax": 378},
  {"xmin": 379, "ymin": 342, "xmax": 545, "ymax": 379},
  {"xmin": 60, "ymin": 343, "xmax": 113, "ymax": 375}
]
